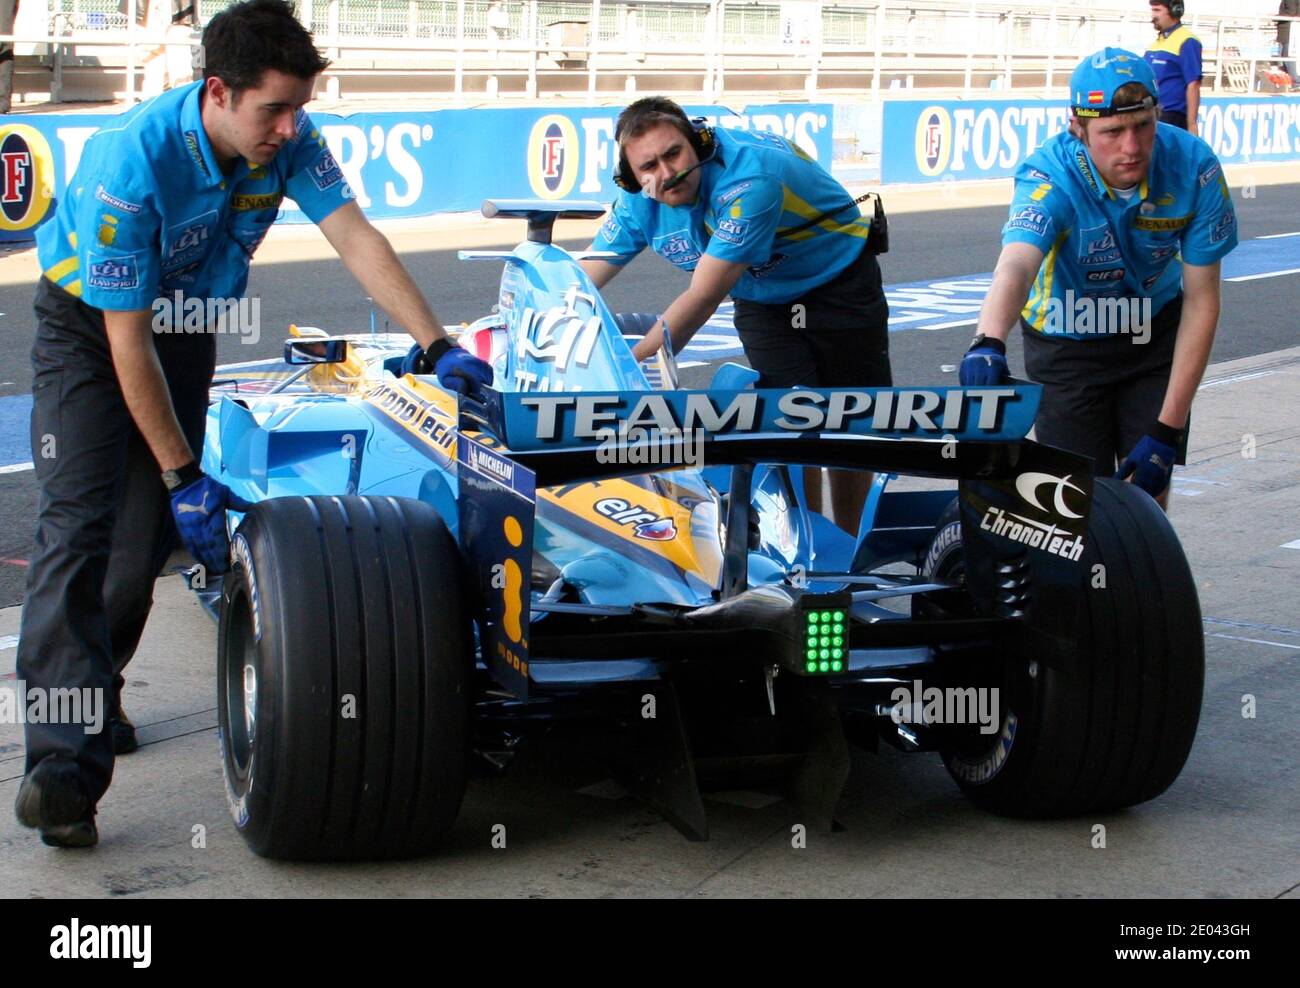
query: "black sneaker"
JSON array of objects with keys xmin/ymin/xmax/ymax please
[
  {"xmin": 111, "ymin": 704, "xmax": 139, "ymax": 756},
  {"xmin": 39, "ymin": 817, "xmax": 99, "ymax": 849},
  {"xmin": 14, "ymin": 757, "xmax": 98, "ymax": 848}
]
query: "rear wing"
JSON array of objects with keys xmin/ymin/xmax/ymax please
[
  {"xmin": 462, "ymin": 384, "xmax": 1043, "ymax": 484},
  {"xmin": 455, "ymin": 383, "xmax": 1095, "ymax": 699}
]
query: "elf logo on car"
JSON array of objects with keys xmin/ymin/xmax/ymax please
[
  {"xmin": 0, "ymin": 125, "xmax": 56, "ymax": 232},
  {"xmin": 595, "ymin": 497, "xmax": 677, "ymax": 540},
  {"xmin": 527, "ymin": 115, "xmax": 579, "ymax": 199},
  {"xmin": 1014, "ymin": 471, "xmax": 1086, "ymax": 520}
]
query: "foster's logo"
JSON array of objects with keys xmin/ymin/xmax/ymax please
[{"xmin": 526, "ymin": 115, "xmax": 579, "ymax": 200}]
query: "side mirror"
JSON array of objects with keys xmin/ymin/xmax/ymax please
[{"xmin": 284, "ymin": 337, "xmax": 349, "ymax": 365}]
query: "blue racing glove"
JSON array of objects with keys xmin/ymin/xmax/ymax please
[
  {"xmin": 169, "ymin": 471, "xmax": 253, "ymax": 575},
  {"xmin": 959, "ymin": 335, "xmax": 1010, "ymax": 386},
  {"xmin": 399, "ymin": 339, "xmax": 494, "ymax": 395},
  {"xmin": 1116, "ymin": 422, "xmax": 1181, "ymax": 498}
]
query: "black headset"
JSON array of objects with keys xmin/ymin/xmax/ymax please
[
  {"xmin": 1157, "ymin": 1, "xmax": 1185, "ymax": 20},
  {"xmin": 612, "ymin": 99, "xmax": 718, "ymax": 193}
]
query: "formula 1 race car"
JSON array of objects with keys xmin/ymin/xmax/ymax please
[{"xmin": 200, "ymin": 200, "xmax": 1204, "ymax": 861}]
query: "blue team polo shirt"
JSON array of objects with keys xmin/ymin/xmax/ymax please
[
  {"xmin": 1002, "ymin": 123, "xmax": 1237, "ymax": 338},
  {"xmin": 591, "ymin": 126, "xmax": 871, "ymax": 305},
  {"xmin": 37, "ymin": 80, "xmax": 353, "ymax": 311},
  {"xmin": 1145, "ymin": 24, "xmax": 1203, "ymax": 114}
]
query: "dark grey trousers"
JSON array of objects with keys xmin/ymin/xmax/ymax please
[{"xmin": 17, "ymin": 278, "xmax": 214, "ymax": 802}]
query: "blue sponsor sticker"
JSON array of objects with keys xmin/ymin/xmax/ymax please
[
  {"xmin": 1148, "ymin": 243, "xmax": 1179, "ymax": 262},
  {"xmin": 163, "ymin": 210, "xmax": 217, "ymax": 270},
  {"xmin": 1026, "ymin": 168, "xmax": 1052, "ymax": 183},
  {"xmin": 1005, "ymin": 205, "xmax": 1051, "ymax": 238},
  {"xmin": 599, "ymin": 215, "xmax": 621, "ymax": 242},
  {"xmin": 87, "ymin": 253, "xmax": 139, "ymax": 290},
  {"xmin": 1198, "ymin": 161, "xmax": 1222, "ymax": 188},
  {"xmin": 1078, "ymin": 224, "xmax": 1121, "ymax": 265},
  {"xmin": 713, "ymin": 217, "xmax": 749, "ymax": 245},
  {"xmin": 310, "ymin": 152, "xmax": 344, "ymax": 192},
  {"xmin": 1210, "ymin": 208, "xmax": 1236, "ymax": 244},
  {"xmin": 657, "ymin": 234, "xmax": 701, "ymax": 267}
]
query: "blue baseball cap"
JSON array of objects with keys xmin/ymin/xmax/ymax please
[{"xmin": 1070, "ymin": 48, "xmax": 1159, "ymax": 117}]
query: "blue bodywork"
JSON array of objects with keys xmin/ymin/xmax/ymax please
[{"xmin": 202, "ymin": 200, "xmax": 1075, "ymax": 707}]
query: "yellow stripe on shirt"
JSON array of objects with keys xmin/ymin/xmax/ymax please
[
  {"xmin": 43, "ymin": 256, "xmax": 79, "ymax": 284},
  {"xmin": 775, "ymin": 187, "xmax": 872, "ymax": 242}
]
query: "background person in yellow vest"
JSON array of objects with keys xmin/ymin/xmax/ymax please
[{"xmin": 1145, "ymin": 0, "xmax": 1202, "ymax": 135}]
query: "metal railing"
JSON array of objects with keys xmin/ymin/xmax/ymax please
[{"xmin": 3, "ymin": 0, "xmax": 1296, "ymax": 105}]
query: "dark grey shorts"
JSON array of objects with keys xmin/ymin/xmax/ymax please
[
  {"xmin": 1021, "ymin": 294, "xmax": 1187, "ymax": 474},
  {"xmin": 731, "ymin": 245, "xmax": 892, "ymax": 388}
]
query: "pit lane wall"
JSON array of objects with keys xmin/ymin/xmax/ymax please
[
  {"xmin": 883, "ymin": 96, "xmax": 1300, "ymax": 185},
  {"xmin": 0, "ymin": 103, "xmax": 833, "ymax": 243}
]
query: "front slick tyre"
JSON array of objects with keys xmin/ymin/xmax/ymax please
[
  {"xmin": 218, "ymin": 495, "xmax": 471, "ymax": 861},
  {"xmin": 920, "ymin": 479, "xmax": 1204, "ymax": 817}
]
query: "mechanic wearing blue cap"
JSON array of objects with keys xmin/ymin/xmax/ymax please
[
  {"xmin": 1146, "ymin": 1, "xmax": 1202, "ymax": 134},
  {"xmin": 15, "ymin": 0, "xmax": 492, "ymax": 849},
  {"xmin": 957, "ymin": 48, "xmax": 1237, "ymax": 506},
  {"xmin": 581, "ymin": 96, "xmax": 892, "ymax": 531}
]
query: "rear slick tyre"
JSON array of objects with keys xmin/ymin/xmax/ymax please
[
  {"xmin": 218, "ymin": 495, "xmax": 471, "ymax": 860},
  {"xmin": 918, "ymin": 479, "xmax": 1204, "ymax": 816}
]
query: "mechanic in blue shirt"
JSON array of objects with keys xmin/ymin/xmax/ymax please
[
  {"xmin": 14, "ymin": 0, "xmax": 491, "ymax": 849},
  {"xmin": 1146, "ymin": 0, "xmax": 1203, "ymax": 134},
  {"xmin": 958, "ymin": 48, "xmax": 1237, "ymax": 506},
  {"xmin": 581, "ymin": 96, "xmax": 892, "ymax": 531}
]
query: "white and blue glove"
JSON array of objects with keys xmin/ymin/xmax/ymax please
[
  {"xmin": 1117, "ymin": 422, "xmax": 1181, "ymax": 498},
  {"xmin": 169, "ymin": 471, "xmax": 252, "ymax": 574},
  {"xmin": 400, "ymin": 338, "xmax": 494, "ymax": 395},
  {"xmin": 959, "ymin": 335, "xmax": 1010, "ymax": 386}
]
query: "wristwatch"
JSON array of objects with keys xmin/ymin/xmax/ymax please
[{"xmin": 162, "ymin": 460, "xmax": 203, "ymax": 492}]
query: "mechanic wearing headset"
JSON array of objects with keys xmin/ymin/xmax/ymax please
[
  {"xmin": 15, "ymin": 0, "xmax": 491, "ymax": 848},
  {"xmin": 958, "ymin": 49, "xmax": 1237, "ymax": 507},
  {"xmin": 1146, "ymin": 0, "xmax": 1203, "ymax": 134},
  {"xmin": 580, "ymin": 96, "xmax": 892, "ymax": 532}
]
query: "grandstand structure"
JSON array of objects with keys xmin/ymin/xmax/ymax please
[{"xmin": 2, "ymin": 0, "xmax": 1296, "ymax": 107}]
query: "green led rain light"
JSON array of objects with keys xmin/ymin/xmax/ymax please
[{"xmin": 802, "ymin": 600, "xmax": 850, "ymax": 674}]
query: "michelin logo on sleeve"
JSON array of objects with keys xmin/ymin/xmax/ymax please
[
  {"xmin": 87, "ymin": 254, "xmax": 140, "ymax": 290},
  {"xmin": 1005, "ymin": 205, "xmax": 1051, "ymax": 238},
  {"xmin": 94, "ymin": 185, "xmax": 141, "ymax": 214},
  {"xmin": 716, "ymin": 181, "xmax": 753, "ymax": 205}
]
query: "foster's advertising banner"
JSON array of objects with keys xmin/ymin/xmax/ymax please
[
  {"xmin": 883, "ymin": 96, "xmax": 1300, "ymax": 184},
  {"xmin": 0, "ymin": 103, "xmax": 833, "ymax": 242}
]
